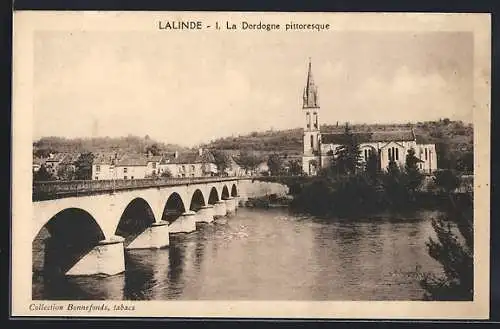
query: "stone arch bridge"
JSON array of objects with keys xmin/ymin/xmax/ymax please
[{"xmin": 32, "ymin": 177, "xmax": 244, "ymax": 277}]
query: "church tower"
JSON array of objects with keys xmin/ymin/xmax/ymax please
[{"xmin": 302, "ymin": 58, "xmax": 321, "ymax": 175}]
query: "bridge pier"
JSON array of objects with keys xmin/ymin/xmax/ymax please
[
  {"xmin": 169, "ymin": 211, "xmax": 197, "ymax": 234},
  {"xmin": 196, "ymin": 205, "xmax": 214, "ymax": 224},
  {"xmin": 224, "ymin": 197, "xmax": 236, "ymax": 215},
  {"xmin": 65, "ymin": 235, "xmax": 125, "ymax": 276},
  {"xmin": 213, "ymin": 200, "xmax": 227, "ymax": 219},
  {"xmin": 125, "ymin": 221, "xmax": 170, "ymax": 250}
]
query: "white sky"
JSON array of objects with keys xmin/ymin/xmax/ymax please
[{"xmin": 33, "ymin": 30, "xmax": 473, "ymax": 147}]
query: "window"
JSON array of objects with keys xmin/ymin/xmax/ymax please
[
  {"xmin": 310, "ymin": 135, "xmax": 314, "ymax": 149},
  {"xmin": 152, "ymin": 162, "xmax": 157, "ymax": 169},
  {"xmin": 95, "ymin": 176, "xmax": 98, "ymax": 180},
  {"xmin": 388, "ymin": 149, "xmax": 391, "ymax": 161},
  {"xmin": 182, "ymin": 165, "xmax": 185, "ymax": 171},
  {"xmin": 364, "ymin": 149, "xmax": 368, "ymax": 161},
  {"xmin": 191, "ymin": 165, "xmax": 195, "ymax": 171},
  {"xmin": 95, "ymin": 165, "xmax": 100, "ymax": 172},
  {"xmin": 425, "ymin": 148, "xmax": 428, "ymax": 160},
  {"xmin": 306, "ymin": 113, "xmax": 310, "ymax": 129},
  {"xmin": 124, "ymin": 176, "xmax": 128, "ymax": 179},
  {"xmin": 313, "ymin": 113, "xmax": 318, "ymax": 129},
  {"xmin": 131, "ymin": 176, "xmax": 134, "ymax": 179},
  {"xmin": 124, "ymin": 167, "xmax": 128, "ymax": 173},
  {"xmin": 152, "ymin": 170, "xmax": 156, "ymax": 175},
  {"xmin": 395, "ymin": 148, "xmax": 399, "ymax": 161}
]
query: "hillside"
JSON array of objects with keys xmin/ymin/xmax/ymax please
[
  {"xmin": 202, "ymin": 119, "xmax": 474, "ymax": 170},
  {"xmin": 33, "ymin": 135, "xmax": 189, "ymax": 157}
]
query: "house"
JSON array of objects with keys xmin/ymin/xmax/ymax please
[
  {"xmin": 32, "ymin": 157, "xmax": 45, "ymax": 172},
  {"xmin": 115, "ymin": 155, "xmax": 148, "ymax": 180},
  {"xmin": 145, "ymin": 155, "xmax": 163, "ymax": 178},
  {"xmin": 300, "ymin": 59, "xmax": 437, "ymax": 176},
  {"xmin": 159, "ymin": 149, "xmax": 217, "ymax": 178},
  {"xmin": 92, "ymin": 153, "xmax": 118, "ymax": 180},
  {"xmin": 44, "ymin": 153, "xmax": 68, "ymax": 177},
  {"xmin": 227, "ymin": 156, "xmax": 249, "ymax": 177}
]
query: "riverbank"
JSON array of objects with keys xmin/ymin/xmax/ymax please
[{"xmin": 244, "ymin": 194, "xmax": 293, "ymax": 209}]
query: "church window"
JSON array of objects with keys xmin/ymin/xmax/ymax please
[
  {"xmin": 306, "ymin": 113, "xmax": 310, "ymax": 129},
  {"xmin": 388, "ymin": 149, "xmax": 391, "ymax": 161},
  {"xmin": 425, "ymin": 148, "xmax": 428, "ymax": 160},
  {"xmin": 364, "ymin": 149, "xmax": 368, "ymax": 161},
  {"xmin": 310, "ymin": 135, "xmax": 314, "ymax": 149},
  {"xmin": 395, "ymin": 148, "xmax": 399, "ymax": 161},
  {"xmin": 313, "ymin": 113, "xmax": 318, "ymax": 129}
]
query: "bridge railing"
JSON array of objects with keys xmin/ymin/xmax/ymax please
[{"xmin": 33, "ymin": 176, "xmax": 245, "ymax": 201}]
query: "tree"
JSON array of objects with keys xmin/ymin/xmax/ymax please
[
  {"xmin": 161, "ymin": 169, "xmax": 173, "ymax": 178},
  {"xmin": 33, "ymin": 165, "xmax": 55, "ymax": 181},
  {"xmin": 288, "ymin": 159, "xmax": 303, "ymax": 176},
  {"xmin": 267, "ymin": 153, "xmax": 283, "ymax": 176},
  {"xmin": 74, "ymin": 152, "xmax": 94, "ymax": 180},
  {"xmin": 212, "ymin": 150, "xmax": 231, "ymax": 176},
  {"xmin": 333, "ymin": 123, "xmax": 362, "ymax": 176},
  {"xmin": 420, "ymin": 192, "xmax": 473, "ymax": 300},
  {"xmin": 57, "ymin": 164, "xmax": 76, "ymax": 181},
  {"xmin": 365, "ymin": 150, "xmax": 380, "ymax": 181},
  {"xmin": 404, "ymin": 148, "xmax": 424, "ymax": 196},
  {"xmin": 145, "ymin": 143, "xmax": 161, "ymax": 156},
  {"xmin": 433, "ymin": 169, "xmax": 461, "ymax": 193},
  {"xmin": 236, "ymin": 150, "xmax": 262, "ymax": 174}
]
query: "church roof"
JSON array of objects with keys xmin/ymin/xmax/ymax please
[
  {"xmin": 303, "ymin": 58, "xmax": 319, "ymax": 108},
  {"xmin": 321, "ymin": 130, "xmax": 416, "ymax": 144}
]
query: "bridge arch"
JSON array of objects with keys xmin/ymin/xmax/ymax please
[
  {"xmin": 189, "ymin": 189, "xmax": 206, "ymax": 212},
  {"xmin": 32, "ymin": 208, "xmax": 105, "ymax": 276},
  {"xmin": 161, "ymin": 192, "xmax": 186, "ymax": 224},
  {"xmin": 221, "ymin": 185, "xmax": 230, "ymax": 200},
  {"xmin": 115, "ymin": 197, "xmax": 156, "ymax": 247},
  {"xmin": 231, "ymin": 183, "xmax": 238, "ymax": 197},
  {"xmin": 207, "ymin": 186, "xmax": 219, "ymax": 205}
]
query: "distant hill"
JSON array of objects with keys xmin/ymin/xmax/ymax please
[
  {"xmin": 205, "ymin": 120, "xmax": 472, "ymax": 151},
  {"xmin": 33, "ymin": 135, "xmax": 189, "ymax": 157},
  {"xmin": 202, "ymin": 119, "xmax": 474, "ymax": 169}
]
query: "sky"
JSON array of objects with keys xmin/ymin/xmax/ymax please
[{"xmin": 33, "ymin": 29, "xmax": 474, "ymax": 147}]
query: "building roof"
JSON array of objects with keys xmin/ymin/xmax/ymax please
[
  {"xmin": 321, "ymin": 130, "xmax": 416, "ymax": 144},
  {"xmin": 161, "ymin": 150, "xmax": 215, "ymax": 165},
  {"xmin": 60, "ymin": 153, "xmax": 81, "ymax": 165},
  {"xmin": 45, "ymin": 153, "xmax": 67, "ymax": 162},
  {"xmin": 93, "ymin": 153, "xmax": 118, "ymax": 165},
  {"xmin": 116, "ymin": 155, "xmax": 148, "ymax": 166},
  {"xmin": 33, "ymin": 157, "xmax": 46, "ymax": 166},
  {"xmin": 146, "ymin": 155, "xmax": 163, "ymax": 163}
]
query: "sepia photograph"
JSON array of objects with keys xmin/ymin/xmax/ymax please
[{"xmin": 12, "ymin": 11, "xmax": 490, "ymax": 318}]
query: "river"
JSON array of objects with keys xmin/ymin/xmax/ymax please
[{"xmin": 32, "ymin": 207, "xmax": 444, "ymax": 301}]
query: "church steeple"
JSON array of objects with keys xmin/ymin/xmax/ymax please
[{"xmin": 303, "ymin": 58, "xmax": 319, "ymax": 108}]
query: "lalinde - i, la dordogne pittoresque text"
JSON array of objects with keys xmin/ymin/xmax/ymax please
[{"xmin": 157, "ymin": 20, "xmax": 331, "ymax": 31}]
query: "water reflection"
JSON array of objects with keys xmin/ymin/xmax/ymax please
[{"xmin": 33, "ymin": 208, "xmax": 444, "ymax": 301}]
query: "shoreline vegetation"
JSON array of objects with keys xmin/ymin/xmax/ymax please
[{"xmin": 249, "ymin": 123, "xmax": 473, "ymax": 301}]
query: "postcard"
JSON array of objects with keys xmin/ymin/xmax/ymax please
[{"xmin": 12, "ymin": 11, "xmax": 491, "ymax": 319}]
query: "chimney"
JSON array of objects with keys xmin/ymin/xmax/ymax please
[
  {"xmin": 198, "ymin": 148, "xmax": 203, "ymax": 156},
  {"xmin": 174, "ymin": 151, "xmax": 179, "ymax": 159}
]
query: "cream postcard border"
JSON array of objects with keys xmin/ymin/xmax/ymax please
[{"xmin": 12, "ymin": 11, "xmax": 491, "ymax": 319}]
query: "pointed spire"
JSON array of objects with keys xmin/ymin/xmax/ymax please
[{"xmin": 303, "ymin": 58, "xmax": 318, "ymax": 108}]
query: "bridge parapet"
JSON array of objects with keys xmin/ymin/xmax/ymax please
[{"xmin": 33, "ymin": 176, "xmax": 244, "ymax": 201}]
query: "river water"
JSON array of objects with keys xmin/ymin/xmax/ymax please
[{"xmin": 32, "ymin": 207, "xmax": 444, "ymax": 301}]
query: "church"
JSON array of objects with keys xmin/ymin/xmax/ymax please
[{"xmin": 301, "ymin": 60, "xmax": 437, "ymax": 176}]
